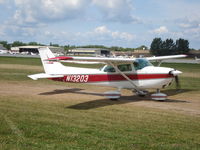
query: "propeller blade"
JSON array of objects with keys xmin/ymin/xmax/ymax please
[
  {"xmin": 175, "ymin": 75, "xmax": 181, "ymax": 90},
  {"xmin": 169, "ymin": 69, "xmax": 182, "ymax": 90}
]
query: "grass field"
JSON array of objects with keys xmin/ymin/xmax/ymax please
[{"xmin": 0, "ymin": 56, "xmax": 200, "ymax": 150}]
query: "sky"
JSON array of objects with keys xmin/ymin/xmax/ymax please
[{"xmin": 0, "ymin": 0, "xmax": 200, "ymax": 49}]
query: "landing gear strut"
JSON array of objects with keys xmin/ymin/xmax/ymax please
[{"xmin": 135, "ymin": 90, "xmax": 148, "ymax": 97}]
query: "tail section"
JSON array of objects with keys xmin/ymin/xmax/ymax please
[
  {"xmin": 38, "ymin": 47, "xmax": 66, "ymax": 74},
  {"xmin": 28, "ymin": 47, "xmax": 93, "ymax": 80}
]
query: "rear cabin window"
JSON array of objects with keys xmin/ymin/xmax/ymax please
[
  {"xmin": 117, "ymin": 64, "xmax": 132, "ymax": 72},
  {"xmin": 103, "ymin": 64, "xmax": 132, "ymax": 72}
]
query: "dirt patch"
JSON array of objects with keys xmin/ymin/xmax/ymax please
[{"xmin": 0, "ymin": 81, "xmax": 200, "ymax": 116}]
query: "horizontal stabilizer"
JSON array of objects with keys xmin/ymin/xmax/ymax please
[
  {"xmin": 46, "ymin": 56, "xmax": 73, "ymax": 61},
  {"xmin": 28, "ymin": 73, "xmax": 64, "ymax": 80}
]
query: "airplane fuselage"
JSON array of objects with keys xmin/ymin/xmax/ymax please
[{"xmin": 49, "ymin": 66, "xmax": 175, "ymax": 90}]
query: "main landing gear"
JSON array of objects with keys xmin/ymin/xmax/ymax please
[
  {"xmin": 104, "ymin": 89, "xmax": 167, "ymax": 101},
  {"xmin": 103, "ymin": 90, "xmax": 121, "ymax": 100},
  {"xmin": 135, "ymin": 90, "xmax": 148, "ymax": 97}
]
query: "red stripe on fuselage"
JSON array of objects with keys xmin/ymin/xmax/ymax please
[{"xmin": 50, "ymin": 74, "xmax": 173, "ymax": 83}]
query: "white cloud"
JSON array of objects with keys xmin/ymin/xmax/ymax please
[
  {"xmin": 179, "ymin": 23, "xmax": 192, "ymax": 28},
  {"xmin": 39, "ymin": 25, "xmax": 135, "ymax": 46},
  {"xmin": 13, "ymin": 0, "xmax": 89, "ymax": 24},
  {"xmin": 8, "ymin": 0, "xmax": 142, "ymax": 26},
  {"xmin": 0, "ymin": 0, "xmax": 6, "ymax": 4},
  {"xmin": 92, "ymin": 0, "xmax": 140, "ymax": 23},
  {"xmin": 94, "ymin": 26, "xmax": 110, "ymax": 34},
  {"xmin": 93, "ymin": 25, "xmax": 134, "ymax": 41},
  {"xmin": 112, "ymin": 31, "xmax": 134, "ymax": 41},
  {"xmin": 151, "ymin": 26, "xmax": 169, "ymax": 34}
]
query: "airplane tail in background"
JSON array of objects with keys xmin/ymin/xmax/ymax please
[{"xmin": 38, "ymin": 47, "xmax": 66, "ymax": 75}]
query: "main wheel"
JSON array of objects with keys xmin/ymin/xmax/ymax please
[{"xmin": 136, "ymin": 90, "xmax": 148, "ymax": 97}]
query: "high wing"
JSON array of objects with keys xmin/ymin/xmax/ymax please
[
  {"xmin": 146, "ymin": 55, "xmax": 187, "ymax": 61},
  {"xmin": 47, "ymin": 56, "xmax": 137, "ymax": 62},
  {"xmin": 47, "ymin": 54, "xmax": 187, "ymax": 63}
]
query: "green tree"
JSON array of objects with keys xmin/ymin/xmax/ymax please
[
  {"xmin": 150, "ymin": 38, "xmax": 190, "ymax": 56},
  {"xmin": 0, "ymin": 41, "xmax": 11, "ymax": 49},
  {"xmin": 136, "ymin": 45, "xmax": 148, "ymax": 50},
  {"xmin": 12, "ymin": 41, "xmax": 26, "ymax": 47},
  {"xmin": 161, "ymin": 39, "xmax": 175, "ymax": 55},
  {"xmin": 28, "ymin": 42, "xmax": 43, "ymax": 46},
  {"xmin": 150, "ymin": 38, "xmax": 162, "ymax": 56},
  {"xmin": 175, "ymin": 38, "xmax": 189, "ymax": 54},
  {"xmin": 50, "ymin": 42, "xmax": 59, "ymax": 47}
]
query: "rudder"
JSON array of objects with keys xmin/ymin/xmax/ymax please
[{"xmin": 38, "ymin": 47, "xmax": 66, "ymax": 74}]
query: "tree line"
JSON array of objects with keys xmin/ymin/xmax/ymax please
[
  {"xmin": 150, "ymin": 38, "xmax": 190, "ymax": 56},
  {"xmin": 0, "ymin": 39, "xmax": 191, "ymax": 55},
  {"xmin": 0, "ymin": 40, "xmax": 148, "ymax": 52},
  {"xmin": 0, "ymin": 41, "xmax": 45, "ymax": 50}
]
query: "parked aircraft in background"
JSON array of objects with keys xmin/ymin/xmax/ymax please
[
  {"xmin": 195, "ymin": 56, "xmax": 200, "ymax": 63},
  {"xmin": 28, "ymin": 47, "xmax": 187, "ymax": 101}
]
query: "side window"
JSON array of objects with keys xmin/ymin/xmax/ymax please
[
  {"xmin": 117, "ymin": 64, "xmax": 132, "ymax": 72},
  {"xmin": 133, "ymin": 61, "xmax": 140, "ymax": 70},
  {"xmin": 133, "ymin": 58, "xmax": 153, "ymax": 70},
  {"xmin": 103, "ymin": 65, "xmax": 115, "ymax": 72}
]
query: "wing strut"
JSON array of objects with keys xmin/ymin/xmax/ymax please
[
  {"xmin": 157, "ymin": 60, "xmax": 163, "ymax": 66},
  {"xmin": 108, "ymin": 62, "xmax": 145, "ymax": 95}
]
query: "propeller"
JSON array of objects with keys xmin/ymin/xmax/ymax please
[
  {"xmin": 169, "ymin": 70, "xmax": 182, "ymax": 90},
  {"xmin": 174, "ymin": 75, "xmax": 181, "ymax": 90}
]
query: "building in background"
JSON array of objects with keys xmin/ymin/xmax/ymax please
[
  {"xmin": 10, "ymin": 46, "xmax": 64, "ymax": 56},
  {"xmin": 67, "ymin": 48, "xmax": 110, "ymax": 57},
  {"xmin": 0, "ymin": 44, "xmax": 8, "ymax": 54},
  {"xmin": 112, "ymin": 50, "xmax": 151, "ymax": 58}
]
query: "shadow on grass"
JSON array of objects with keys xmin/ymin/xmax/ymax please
[
  {"xmin": 67, "ymin": 97, "xmax": 190, "ymax": 110},
  {"xmin": 162, "ymin": 89, "xmax": 194, "ymax": 96},
  {"xmin": 39, "ymin": 88, "xmax": 190, "ymax": 110},
  {"xmin": 39, "ymin": 88, "xmax": 103, "ymax": 96}
]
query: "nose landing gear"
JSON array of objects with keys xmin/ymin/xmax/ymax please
[{"xmin": 151, "ymin": 89, "xmax": 167, "ymax": 101}]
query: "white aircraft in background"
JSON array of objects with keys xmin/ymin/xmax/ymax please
[
  {"xmin": 28, "ymin": 47, "xmax": 187, "ymax": 101},
  {"xmin": 195, "ymin": 56, "xmax": 200, "ymax": 63}
]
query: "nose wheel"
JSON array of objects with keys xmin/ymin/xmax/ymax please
[{"xmin": 151, "ymin": 89, "xmax": 167, "ymax": 101}]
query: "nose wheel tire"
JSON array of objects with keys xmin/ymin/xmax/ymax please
[{"xmin": 151, "ymin": 89, "xmax": 167, "ymax": 101}]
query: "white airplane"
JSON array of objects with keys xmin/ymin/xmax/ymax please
[
  {"xmin": 28, "ymin": 47, "xmax": 187, "ymax": 101},
  {"xmin": 195, "ymin": 56, "xmax": 200, "ymax": 63}
]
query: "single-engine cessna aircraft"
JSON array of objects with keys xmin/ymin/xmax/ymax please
[{"xmin": 28, "ymin": 47, "xmax": 187, "ymax": 100}]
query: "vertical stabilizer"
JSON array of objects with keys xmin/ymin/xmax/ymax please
[{"xmin": 38, "ymin": 47, "xmax": 66, "ymax": 74}]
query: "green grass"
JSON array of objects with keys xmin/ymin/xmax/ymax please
[
  {"xmin": 0, "ymin": 56, "xmax": 200, "ymax": 150},
  {"xmin": 0, "ymin": 56, "xmax": 103, "ymax": 68},
  {"xmin": 0, "ymin": 56, "xmax": 42, "ymax": 66},
  {"xmin": 1, "ymin": 96, "xmax": 200, "ymax": 150},
  {"xmin": 161, "ymin": 63, "xmax": 200, "ymax": 73}
]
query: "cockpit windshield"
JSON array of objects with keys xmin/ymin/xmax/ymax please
[{"xmin": 133, "ymin": 58, "xmax": 153, "ymax": 70}]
